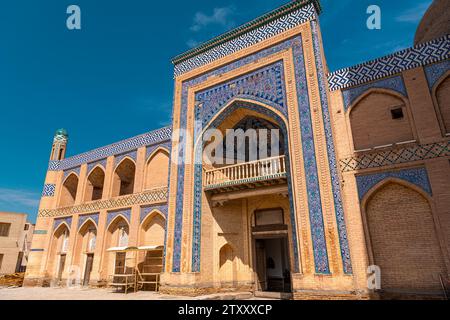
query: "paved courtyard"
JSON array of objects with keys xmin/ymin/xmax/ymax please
[{"xmin": 0, "ymin": 286, "xmax": 265, "ymax": 300}]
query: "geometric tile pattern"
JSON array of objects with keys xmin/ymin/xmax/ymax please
[
  {"xmin": 311, "ymin": 20, "xmax": 352, "ymax": 274},
  {"xmin": 191, "ymin": 101, "xmax": 298, "ymax": 273},
  {"xmin": 87, "ymin": 159, "xmax": 107, "ymax": 174},
  {"xmin": 63, "ymin": 166, "xmax": 81, "ymax": 180},
  {"xmin": 42, "ymin": 184, "xmax": 56, "ymax": 197},
  {"xmin": 114, "ymin": 150, "xmax": 137, "ymax": 167},
  {"xmin": 146, "ymin": 141, "xmax": 172, "ymax": 160},
  {"xmin": 47, "ymin": 126, "xmax": 172, "ymax": 171},
  {"xmin": 179, "ymin": 35, "xmax": 329, "ymax": 274},
  {"xmin": 424, "ymin": 60, "xmax": 450, "ymax": 89},
  {"xmin": 173, "ymin": 2, "xmax": 318, "ymax": 77},
  {"xmin": 356, "ymin": 167, "xmax": 432, "ymax": 200},
  {"xmin": 174, "ymin": 38, "xmax": 306, "ymax": 273},
  {"xmin": 38, "ymin": 187, "xmax": 168, "ymax": 218},
  {"xmin": 291, "ymin": 34, "xmax": 330, "ymax": 274},
  {"xmin": 342, "ymin": 75, "xmax": 407, "ymax": 112},
  {"xmin": 340, "ymin": 140, "xmax": 450, "ymax": 172},
  {"xmin": 328, "ymin": 35, "xmax": 450, "ymax": 91},
  {"xmin": 78, "ymin": 213, "xmax": 99, "ymax": 230},
  {"xmin": 140, "ymin": 204, "xmax": 168, "ymax": 223},
  {"xmin": 195, "ymin": 62, "xmax": 288, "ymax": 122},
  {"xmin": 53, "ymin": 216, "xmax": 72, "ymax": 231},
  {"xmin": 107, "ymin": 208, "xmax": 132, "ymax": 226},
  {"xmin": 33, "ymin": 230, "xmax": 48, "ymax": 235}
]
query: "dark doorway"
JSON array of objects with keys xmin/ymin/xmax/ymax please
[
  {"xmin": 115, "ymin": 252, "xmax": 126, "ymax": 274},
  {"xmin": 58, "ymin": 254, "xmax": 66, "ymax": 281},
  {"xmin": 255, "ymin": 237, "xmax": 291, "ymax": 293},
  {"xmin": 83, "ymin": 254, "xmax": 94, "ymax": 286}
]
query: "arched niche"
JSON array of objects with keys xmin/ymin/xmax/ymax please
[
  {"xmin": 112, "ymin": 158, "xmax": 136, "ymax": 197},
  {"xmin": 60, "ymin": 173, "xmax": 79, "ymax": 207},
  {"xmin": 144, "ymin": 149, "xmax": 170, "ymax": 190},
  {"xmin": 349, "ymin": 90, "xmax": 414, "ymax": 150},
  {"xmin": 84, "ymin": 166, "xmax": 105, "ymax": 202},
  {"xmin": 362, "ymin": 180, "xmax": 446, "ymax": 293}
]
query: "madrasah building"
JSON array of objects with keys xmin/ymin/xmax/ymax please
[{"xmin": 24, "ymin": 0, "xmax": 449, "ymax": 299}]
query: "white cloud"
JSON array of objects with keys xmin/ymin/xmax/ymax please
[
  {"xmin": 186, "ymin": 39, "xmax": 200, "ymax": 48},
  {"xmin": 395, "ymin": 1, "xmax": 431, "ymax": 23},
  {"xmin": 190, "ymin": 6, "xmax": 236, "ymax": 32},
  {"xmin": 0, "ymin": 188, "xmax": 40, "ymax": 208}
]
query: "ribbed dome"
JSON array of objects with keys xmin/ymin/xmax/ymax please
[{"xmin": 414, "ymin": 0, "xmax": 450, "ymax": 45}]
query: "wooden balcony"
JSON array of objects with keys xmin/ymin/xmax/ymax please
[{"xmin": 204, "ymin": 155, "xmax": 288, "ymax": 193}]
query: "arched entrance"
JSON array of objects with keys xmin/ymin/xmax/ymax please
[
  {"xmin": 196, "ymin": 100, "xmax": 295, "ymax": 295},
  {"xmin": 104, "ymin": 216, "xmax": 130, "ymax": 276},
  {"xmin": 48, "ymin": 223, "xmax": 70, "ymax": 282},
  {"xmin": 74, "ymin": 219, "xmax": 97, "ymax": 286},
  {"xmin": 137, "ymin": 211, "xmax": 166, "ymax": 291},
  {"xmin": 363, "ymin": 180, "xmax": 446, "ymax": 294}
]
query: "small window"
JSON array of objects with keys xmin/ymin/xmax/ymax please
[
  {"xmin": 0, "ymin": 223, "xmax": 11, "ymax": 237},
  {"xmin": 391, "ymin": 107, "xmax": 404, "ymax": 120},
  {"xmin": 24, "ymin": 224, "xmax": 29, "ymax": 231},
  {"xmin": 0, "ymin": 254, "xmax": 4, "ymax": 269}
]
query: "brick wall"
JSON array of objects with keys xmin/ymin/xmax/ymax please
[{"xmin": 365, "ymin": 182, "xmax": 446, "ymax": 293}]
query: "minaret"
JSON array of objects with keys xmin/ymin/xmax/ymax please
[{"xmin": 50, "ymin": 128, "xmax": 68, "ymax": 161}]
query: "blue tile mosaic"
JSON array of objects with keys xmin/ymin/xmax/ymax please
[
  {"xmin": 42, "ymin": 184, "xmax": 56, "ymax": 197},
  {"xmin": 146, "ymin": 142, "xmax": 172, "ymax": 160},
  {"xmin": 173, "ymin": 34, "xmax": 331, "ymax": 274},
  {"xmin": 48, "ymin": 126, "xmax": 172, "ymax": 172},
  {"xmin": 53, "ymin": 216, "xmax": 72, "ymax": 231},
  {"xmin": 114, "ymin": 150, "xmax": 137, "ymax": 167},
  {"xmin": 424, "ymin": 60, "xmax": 450, "ymax": 89},
  {"xmin": 342, "ymin": 75, "xmax": 407, "ymax": 112},
  {"xmin": 311, "ymin": 20, "xmax": 352, "ymax": 274},
  {"xmin": 140, "ymin": 204, "xmax": 168, "ymax": 223},
  {"xmin": 87, "ymin": 159, "xmax": 107, "ymax": 174},
  {"xmin": 33, "ymin": 230, "xmax": 47, "ymax": 235},
  {"xmin": 107, "ymin": 208, "xmax": 132, "ymax": 226},
  {"xmin": 78, "ymin": 213, "xmax": 99, "ymax": 230},
  {"xmin": 192, "ymin": 101, "xmax": 299, "ymax": 273},
  {"xmin": 328, "ymin": 35, "xmax": 450, "ymax": 91},
  {"xmin": 356, "ymin": 167, "xmax": 432, "ymax": 201},
  {"xmin": 173, "ymin": 3, "xmax": 317, "ymax": 76},
  {"xmin": 63, "ymin": 166, "xmax": 81, "ymax": 180}
]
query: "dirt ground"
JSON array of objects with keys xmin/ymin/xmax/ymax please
[{"xmin": 0, "ymin": 286, "xmax": 265, "ymax": 300}]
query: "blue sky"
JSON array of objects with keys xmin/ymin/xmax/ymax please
[{"xmin": 0, "ymin": 0, "xmax": 432, "ymax": 223}]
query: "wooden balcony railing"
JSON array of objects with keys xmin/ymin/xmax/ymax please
[{"xmin": 204, "ymin": 155, "xmax": 287, "ymax": 188}]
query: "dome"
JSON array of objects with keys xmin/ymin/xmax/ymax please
[
  {"xmin": 55, "ymin": 128, "xmax": 68, "ymax": 138},
  {"xmin": 414, "ymin": 0, "xmax": 450, "ymax": 45}
]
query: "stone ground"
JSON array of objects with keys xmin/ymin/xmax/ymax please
[{"xmin": 0, "ymin": 286, "xmax": 269, "ymax": 300}]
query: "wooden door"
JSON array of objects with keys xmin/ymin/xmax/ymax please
[
  {"xmin": 58, "ymin": 254, "xmax": 66, "ymax": 281},
  {"xmin": 255, "ymin": 240, "xmax": 267, "ymax": 291},
  {"xmin": 83, "ymin": 254, "xmax": 94, "ymax": 286},
  {"xmin": 115, "ymin": 252, "xmax": 126, "ymax": 274}
]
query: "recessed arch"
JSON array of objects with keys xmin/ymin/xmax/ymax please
[
  {"xmin": 195, "ymin": 97, "xmax": 289, "ymax": 148},
  {"xmin": 78, "ymin": 217, "xmax": 98, "ymax": 232},
  {"xmin": 48, "ymin": 222, "xmax": 71, "ymax": 280},
  {"xmin": 53, "ymin": 222, "xmax": 70, "ymax": 237},
  {"xmin": 112, "ymin": 157, "xmax": 136, "ymax": 197},
  {"xmin": 144, "ymin": 148, "xmax": 170, "ymax": 190},
  {"xmin": 431, "ymin": 71, "xmax": 450, "ymax": 135},
  {"xmin": 347, "ymin": 88, "xmax": 415, "ymax": 151},
  {"xmin": 219, "ymin": 243, "xmax": 236, "ymax": 286},
  {"xmin": 361, "ymin": 179, "xmax": 446, "ymax": 293},
  {"xmin": 106, "ymin": 214, "xmax": 130, "ymax": 232},
  {"xmin": 190, "ymin": 97, "xmax": 300, "ymax": 273},
  {"xmin": 60, "ymin": 173, "xmax": 79, "ymax": 207},
  {"xmin": 139, "ymin": 210, "xmax": 166, "ymax": 247},
  {"xmin": 84, "ymin": 166, "xmax": 105, "ymax": 202}
]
